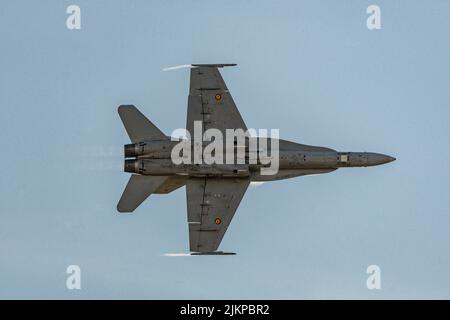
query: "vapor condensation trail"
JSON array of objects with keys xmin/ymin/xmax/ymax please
[
  {"xmin": 163, "ymin": 253, "xmax": 192, "ymax": 257},
  {"xmin": 162, "ymin": 64, "xmax": 193, "ymax": 72}
]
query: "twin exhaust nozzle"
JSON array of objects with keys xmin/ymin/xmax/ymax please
[
  {"xmin": 124, "ymin": 159, "xmax": 138, "ymax": 173},
  {"xmin": 124, "ymin": 143, "xmax": 139, "ymax": 158},
  {"xmin": 124, "ymin": 144, "xmax": 141, "ymax": 173}
]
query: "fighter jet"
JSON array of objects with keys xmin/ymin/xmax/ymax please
[{"xmin": 117, "ymin": 64, "xmax": 395, "ymax": 255}]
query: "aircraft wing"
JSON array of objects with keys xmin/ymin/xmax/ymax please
[
  {"xmin": 186, "ymin": 177, "xmax": 250, "ymax": 253},
  {"xmin": 187, "ymin": 64, "xmax": 247, "ymax": 136}
]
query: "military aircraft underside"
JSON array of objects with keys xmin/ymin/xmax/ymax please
[{"xmin": 117, "ymin": 64, "xmax": 395, "ymax": 255}]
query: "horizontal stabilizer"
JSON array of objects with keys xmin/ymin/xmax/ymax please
[
  {"xmin": 118, "ymin": 105, "xmax": 168, "ymax": 143},
  {"xmin": 154, "ymin": 176, "xmax": 187, "ymax": 194},
  {"xmin": 117, "ymin": 175, "xmax": 169, "ymax": 213}
]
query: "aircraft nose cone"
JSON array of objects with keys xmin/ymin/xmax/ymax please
[
  {"xmin": 387, "ymin": 156, "xmax": 396, "ymax": 163},
  {"xmin": 367, "ymin": 153, "xmax": 396, "ymax": 166}
]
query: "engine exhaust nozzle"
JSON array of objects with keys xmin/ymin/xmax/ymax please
[
  {"xmin": 124, "ymin": 144, "xmax": 137, "ymax": 158},
  {"xmin": 124, "ymin": 159, "xmax": 138, "ymax": 173}
]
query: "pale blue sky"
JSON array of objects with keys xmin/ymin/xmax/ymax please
[{"xmin": 0, "ymin": 0, "xmax": 449, "ymax": 299}]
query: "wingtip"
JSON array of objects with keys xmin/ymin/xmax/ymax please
[
  {"xmin": 190, "ymin": 251, "xmax": 237, "ymax": 256},
  {"xmin": 162, "ymin": 64, "xmax": 237, "ymax": 72},
  {"xmin": 191, "ymin": 63, "xmax": 237, "ymax": 68}
]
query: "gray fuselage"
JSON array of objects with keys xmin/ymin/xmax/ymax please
[{"xmin": 123, "ymin": 139, "xmax": 395, "ymax": 182}]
